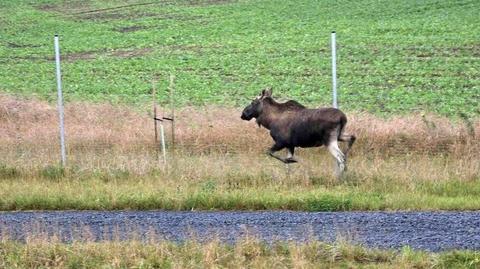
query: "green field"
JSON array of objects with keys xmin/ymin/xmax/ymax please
[{"xmin": 1, "ymin": 0, "xmax": 479, "ymax": 116}]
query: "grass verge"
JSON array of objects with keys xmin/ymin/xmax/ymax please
[
  {"xmin": 0, "ymin": 238, "xmax": 479, "ymax": 269},
  {"xmin": 0, "ymin": 162, "xmax": 479, "ymax": 211}
]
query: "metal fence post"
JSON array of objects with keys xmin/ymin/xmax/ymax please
[
  {"xmin": 54, "ymin": 34, "xmax": 67, "ymax": 167},
  {"xmin": 169, "ymin": 74, "xmax": 175, "ymax": 155},
  {"xmin": 160, "ymin": 124, "xmax": 167, "ymax": 165},
  {"xmin": 331, "ymin": 31, "xmax": 338, "ymax": 109},
  {"xmin": 152, "ymin": 81, "xmax": 167, "ymax": 167}
]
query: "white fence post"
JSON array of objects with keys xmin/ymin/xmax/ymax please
[
  {"xmin": 331, "ymin": 31, "xmax": 338, "ymax": 109},
  {"xmin": 54, "ymin": 34, "xmax": 66, "ymax": 167},
  {"xmin": 160, "ymin": 124, "xmax": 167, "ymax": 165},
  {"xmin": 152, "ymin": 81, "xmax": 167, "ymax": 167}
]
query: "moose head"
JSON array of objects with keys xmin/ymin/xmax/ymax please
[{"xmin": 240, "ymin": 87, "xmax": 272, "ymax": 121}]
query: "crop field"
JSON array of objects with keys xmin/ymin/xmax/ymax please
[
  {"xmin": 1, "ymin": 0, "xmax": 479, "ymax": 116},
  {"xmin": 1, "ymin": 0, "xmax": 480, "ymax": 268}
]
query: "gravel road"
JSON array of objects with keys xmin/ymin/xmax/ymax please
[{"xmin": 1, "ymin": 211, "xmax": 479, "ymax": 251}]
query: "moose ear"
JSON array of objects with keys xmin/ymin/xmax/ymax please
[{"xmin": 262, "ymin": 87, "xmax": 272, "ymax": 97}]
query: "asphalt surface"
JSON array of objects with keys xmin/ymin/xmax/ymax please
[{"xmin": 1, "ymin": 211, "xmax": 479, "ymax": 252}]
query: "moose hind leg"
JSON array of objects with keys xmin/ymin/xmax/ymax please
[{"xmin": 327, "ymin": 140, "xmax": 346, "ymax": 175}]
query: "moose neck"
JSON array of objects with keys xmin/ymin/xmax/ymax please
[{"xmin": 256, "ymin": 98, "xmax": 283, "ymax": 130}]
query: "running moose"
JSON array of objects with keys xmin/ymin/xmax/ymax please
[{"xmin": 241, "ymin": 88, "xmax": 356, "ymax": 176}]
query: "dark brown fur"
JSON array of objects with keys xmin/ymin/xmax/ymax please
[{"xmin": 241, "ymin": 88, "xmax": 355, "ymax": 174}]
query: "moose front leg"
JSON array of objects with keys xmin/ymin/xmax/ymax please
[
  {"xmin": 285, "ymin": 147, "xmax": 297, "ymax": 163},
  {"xmin": 267, "ymin": 144, "xmax": 297, "ymax": 164},
  {"xmin": 267, "ymin": 143, "xmax": 286, "ymax": 163}
]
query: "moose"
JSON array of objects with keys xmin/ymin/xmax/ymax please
[{"xmin": 241, "ymin": 88, "xmax": 356, "ymax": 176}]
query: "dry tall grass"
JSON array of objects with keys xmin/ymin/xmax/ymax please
[
  {"xmin": 2, "ymin": 94, "xmax": 478, "ymax": 149},
  {"xmin": 1, "ymin": 94, "xmax": 478, "ymax": 168}
]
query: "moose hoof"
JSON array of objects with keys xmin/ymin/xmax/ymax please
[{"xmin": 285, "ymin": 157, "xmax": 298, "ymax": 163}]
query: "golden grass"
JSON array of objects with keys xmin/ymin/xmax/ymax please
[{"xmin": 1, "ymin": 94, "xmax": 478, "ymax": 155}]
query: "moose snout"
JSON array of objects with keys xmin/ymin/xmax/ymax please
[
  {"xmin": 241, "ymin": 111, "xmax": 252, "ymax": 121},
  {"xmin": 241, "ymin": 105, "xmax": 255, "ymax": 121}
]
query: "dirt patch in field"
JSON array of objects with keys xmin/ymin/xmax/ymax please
[
  {"xmin": 77, "ymin": 11, "xmax": 204, "ymax": 23},
  {"xmin": 186, "ymin": 0, "xmax": 237, "ymax": 6},
  {"xmin": 110, "ymin": 48, "xmax": 153, "ymax": 58},
  {"xmin": 2, "ymin": 47, "xmax": 153, "ymax": 63},
  {"xmin": 114, "ymin": 25, "xmax": 149, "ymax": 33},
  {"xmin": 36, "ymin": 0, "xmax": 93, "ymax": 13},
  {"xmin": 37, "ymin": 1, "xmax": 160, "ymax": 21},
  {"xmin": 63, "ymin": 50, "xmax": 103, "ymax": 61},
  {"xmin": 6, "ymin": 42, "xmax": 41, "ymax": 49},
  {"xmin": 38, "ymin": 0, "xmax": 232, "ymax": 21},
  {"xmin": 76, "ymin": 11, "xmax": 158, "ymax": 21},
  {"xmin": 468, "ymin": 44, "xmax": 480, "ymax": 57},
  {"xmin": 60, "ymin": 48, "xmax": 153, "ymax": 62},
  {"xmin": 162, "ymin": 44, "xmax": 223, "ymax": 54}
]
